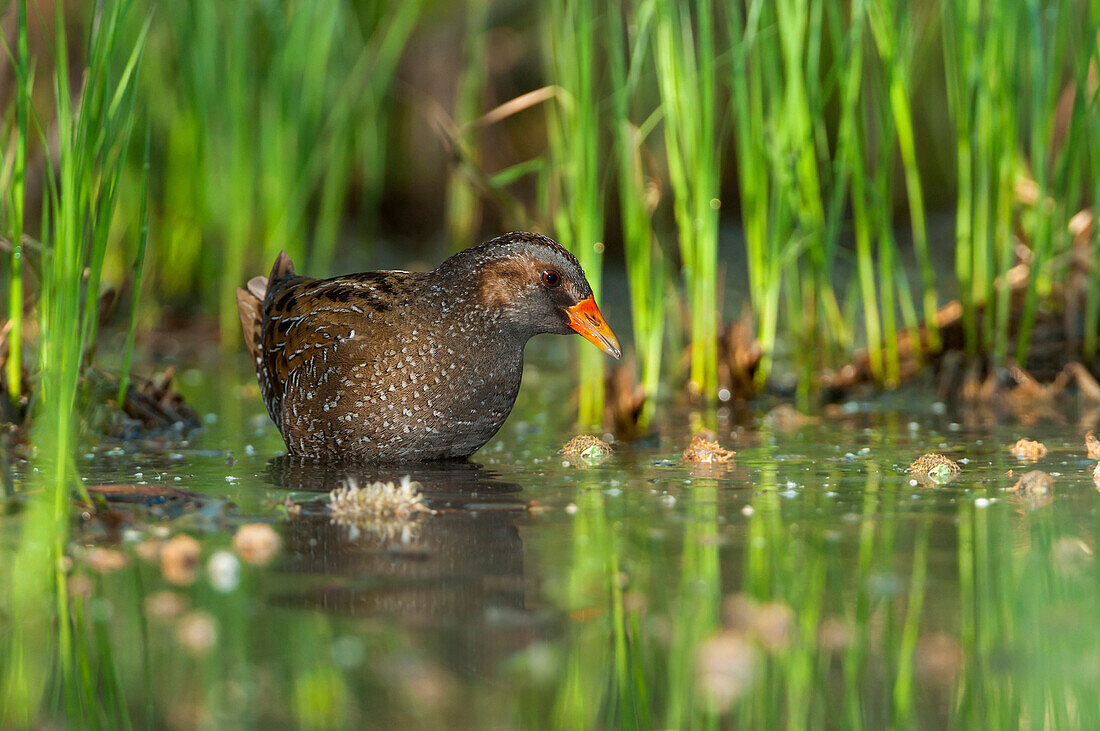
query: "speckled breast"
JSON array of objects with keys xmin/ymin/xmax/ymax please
[{"xmin": 275, "ymin": 323, "xmax": 525, "ymax": 462}]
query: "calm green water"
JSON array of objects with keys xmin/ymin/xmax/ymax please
[{"xmin": 5, "ymin": 347, "xmax": 1100, "ymax": 728}]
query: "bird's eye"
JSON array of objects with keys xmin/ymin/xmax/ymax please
[{"xmin": 541, "ymin": 269, "xmax": 562, "ymax": 288}]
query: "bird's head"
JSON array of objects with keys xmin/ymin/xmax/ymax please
[{"xmin": 438, "ymin": 231, "xmax": 621, "ymax": 358}]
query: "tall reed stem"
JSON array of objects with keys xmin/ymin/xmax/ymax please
[
  {"xmin": 609, "ymin": 0, "xmax": 665, "ymax": 425},
  {"xmin": 545, "ymin": 0, "xmax": 606, "ymax": 424},
  {"xmin": 3, "ymin": 2, "xmax": 147, "ymax": 723},
  {"xmin": 868, "ymin": 0, "xmax": 939, "ymax": 353},
  {"xmin": 5, "ymin": 0, "xmax": 29, "ymax": 405},
  {"xmin": 655, "ymin": 0, "xmax": 719, "ymax": 399},
  {"xmin": 118, "ymin": 126, "xmax": 151, "ymax": 407},
  {"xmin": 446, "ymin": 0, "xmax": 490, "ymax": 251}
]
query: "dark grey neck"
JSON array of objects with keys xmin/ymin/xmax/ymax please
[{"xmin": 422, "ymin": 263, "xmax": 539, "ymax": 345}]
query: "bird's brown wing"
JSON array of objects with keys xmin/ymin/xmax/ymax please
[{"xmin": 258, "ymin": 269, "xmax": 422, "ymax": 433}]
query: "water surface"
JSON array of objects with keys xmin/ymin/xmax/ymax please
[{"xmin": 7, "ymin": 350, "xmax": 1100, "ymax": 728}]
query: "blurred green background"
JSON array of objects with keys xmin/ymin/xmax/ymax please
[{"xmin": 4, "ymin": 0, "xmax": 1098, "ymax": 426}]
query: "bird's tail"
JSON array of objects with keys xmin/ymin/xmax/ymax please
[
  {"xmin": 269, "ymin": 250, "xmax": 296, "ymax": 282},
  {"xmin": 236, "ymin": 250, "xmax": 294, "ymax": 375},
  {"xmin": 236, "ymin": 280, "xmax": 266, "ymax": 375}
]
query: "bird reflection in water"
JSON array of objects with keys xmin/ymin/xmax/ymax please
[{"xmin": 263, "ymin": 457, "xmax": 542, "ymax": 675}]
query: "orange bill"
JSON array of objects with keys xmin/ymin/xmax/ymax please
[{"xmin": 566, "ymin": 296, "xmax": 622, "ymax": 359}]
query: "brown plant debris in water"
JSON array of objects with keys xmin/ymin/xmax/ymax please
[
  {"xmin": 722, "ymin": 593, "xmax": 756, "ymax": 630},
  {"xmin": 1093, "ymin": 461, "xmax": 1100, "ymax": 487},
  {"xmin": 1010, "ymin": 438, "xmax": 1048, "ymax": 461},
  {"xmin": 722, "ymin": 593, "xmax": 796, "ymax": 654},
  {"xmin": 175, "ymin": 611, "xmax": 219, "ymax": 656},
  {"xmin": 1006, "ymin": 364, "xmax": 1068, "ymax": 404},
  {"xmin": 817, "ymin": 617, "xmax": 855, "ymax": 653},
  {"xmin": 908, "ymin": 454, "xmax": 960, "ymax": 484},
  {"xmin": 280, "ymin": 495, "xmax": 302, "ymax": 517},
  {"xmin": 695, "ymin": 630, "xmax": 759, "ymax": 711},
  {"xmin": 89, "ymin": 366, "xmax": 202, "ymax": 438},
  {"xmin": 762, "ymin": 404, "xmax": 818, "ymax": 431},
  {"xmin": 1010, "ymin": 469, "xmax": 1055, "ymax": 510},
  {"xmin": 145, "ymin": 591, "xmax": 186, "ymax": 620},
  {"xmin": 160, "ymin": 534, "xmax": 201, "ymax": 586},
  {"xmin": 328, "ymin": 476, "xmax": 431, "ymax": 526},
  {"xmin": 135, "ymin": 539, "xmax": 163, "ymax": 563},
  {"xmin": 1086, "ymin": 431, "xmax": 1100, "ymax": 460},
  {"xmin": 86, "ymin": 483, "xmax": 204, "ymax": 501},
  {"xmin": 561, "ymin": 434, "xmax": 613, "ymax": 462},
  {"xmin": 83, "ymin": 546, "xmax": 129, "ymax": 573},
  {"xmin": 817, "ymin": 207, "xmax": 1100, "ymax": 401},
  {"xmin": 232, "ymin": 523, "xmax": 281, "ymax": 566},
  {"xmin": 823, "ymin": 300, "xmax": 966, "ymax": 392},
  {"xmin": 604, "ymin": 364, "xmax": 646, "ymax": 438},
  {"xmin": 1011, "ymin": 470, "xmax": 1054, "ymax": 495},
  {"xmin": 682, "ymin": 434, "xmax": 735, "ymax": 463},
  {"xmin": 526, "ymin": 499, "xmax": 551, "ymax": 515},
  {"xmin": 719, "ymin": 311, "xmax": 763, "ymax": 401},
  {"xmin": 1066, "ymin": 362, "xmax": 1100, "ymax": 401},
  {"xmin": 914, "ymin": 633, "xmax": 964, "ymax": 689},
  {"xmin": 67, "ymin": 575, "xmax": 93, "ymax": 600},
  {"xmin": 751, "ymin": 603, "xmax": 796, "ymax": 653}
]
